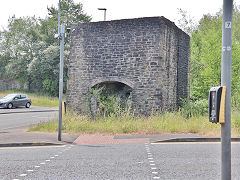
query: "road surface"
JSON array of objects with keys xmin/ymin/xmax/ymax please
[
  {"xmin": 1, "ymin": 142, "xmax": 240, "ymax": 180},
  {"xmin": 0, "ymin": 107, "xmax": 57, "ymax": 130}
]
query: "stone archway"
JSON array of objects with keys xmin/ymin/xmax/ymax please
[{"xmin": 89, "ymin": 81, "xmax": 133, "ymax": 118}]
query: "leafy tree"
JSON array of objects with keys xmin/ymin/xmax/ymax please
[
  {"xmin": 0, "ymin": 16, "xmax": 42, "ymax": 89},
  {"xmin": 190, "ymin": 7, "xmax": 240, "ymax": 102},
  {"xmin": 0, "ymin": 0, "xmax": 91, "ymax": 96}
]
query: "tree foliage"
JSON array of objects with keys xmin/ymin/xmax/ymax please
[
  {"xmin": 181, "ymin": 6, "xmax": 240, "ymax": 104},
  {"xmin": 0, "ymin": 0, "xmax": 91, "ymax": 95}
]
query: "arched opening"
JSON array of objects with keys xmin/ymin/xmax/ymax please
[{"xmin": 89, "ymin": 81, "xmax": 133, "ymax": 118}]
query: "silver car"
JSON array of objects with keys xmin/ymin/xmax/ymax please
[{"xmin": 0, "ymin": 94, "xmax": 32, "ymax": 109}]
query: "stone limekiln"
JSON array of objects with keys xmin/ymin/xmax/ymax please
[{"xmin": 66, "ymin": 17, "xmax": 190, "ymax": 115}]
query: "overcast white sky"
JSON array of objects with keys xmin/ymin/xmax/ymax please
[{"xmin": 1, "ymin": 0, "xmax": 240, "ymax": 29}]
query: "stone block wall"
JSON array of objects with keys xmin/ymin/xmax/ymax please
[{"xmin": 67, "ymin": 17, "xmax": 190, "ymax": 115}]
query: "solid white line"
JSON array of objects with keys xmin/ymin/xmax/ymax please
[{"xmin": 19, "ymin": 174, "xmax": 27, "ymax": 177}]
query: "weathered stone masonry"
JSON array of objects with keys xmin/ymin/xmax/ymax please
[{"xmin": 67, "ymin": 17, "xmax": 190, "ymax": 115}]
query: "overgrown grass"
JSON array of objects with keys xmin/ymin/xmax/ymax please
[
  {"xmin": 28, "ymin": 110, "xmax": 240, "ymax": 137},
  {"xmin": 0, "ymin": 90, "xmax": 59, "ymax": 107}
]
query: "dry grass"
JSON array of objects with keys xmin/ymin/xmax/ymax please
[{"xmin": 27, "ymin": 110, "xmax": 240, "ymax": 137}]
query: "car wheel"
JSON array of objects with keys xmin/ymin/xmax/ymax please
[
  {"xmin": 25, "ymin": 102, "xmax": 31, "ymax": 108},
  {"xmin": 7, "ymin": 103, "xmax": 13, "ymax": 109}
]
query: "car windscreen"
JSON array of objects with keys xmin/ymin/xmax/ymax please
[{"xmin": 0, "ymin": 94, "xmax": 16, "ymax": 101}]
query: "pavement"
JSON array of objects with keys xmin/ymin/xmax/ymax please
[
  {"xmin": 0, "ymin": 124, "xmax": 204, "ymax": 147},
  {"xmin": 2, "ymin": 126, "xmax": 240, "ymax": 147}
]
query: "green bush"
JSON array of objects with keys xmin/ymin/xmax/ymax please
[{"xmin": 180, "ymin": 98, "xmax": 208, "ymax": 118}]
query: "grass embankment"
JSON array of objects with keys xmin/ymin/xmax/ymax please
[
  {"xmin": 29, "ymin": 110, "xmax": 240, "ymax": 137},
  {"xmin": 0, "ymin": 90, "xmax": 59, "ymax": 107}
]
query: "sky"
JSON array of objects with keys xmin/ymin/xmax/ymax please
[{"xmin": 0, "ymin": 0, "xmax": 240, "ymax": 30}]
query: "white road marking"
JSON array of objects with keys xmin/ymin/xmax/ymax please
[
  {"xmin": 40, "ymin": 162, "xmax": 45, "ymax": 165},
  {"xmin": 13, "ymin": 179, "xmax": 19, "ymax": 180},
  {"xmin": 27, "ymin": 170, "xmax": 34, "ymax": 172},
  {"xmin": 55, "ymin": 155, "xmax": 59, "ymax": 156},
  {"xmin": 144, "ymin": 143, "xmax": 160, "ymax": 179},
  {"xmin": 19, "ymin": 174, "xmax": 27, "ymax": 177},
  {"xmin": 50, "ymin": 157, "xmax": 55, "ymax": 159},
  {"xmin": 34, "ymin": 166, "xmax": 40, "ymax": 168},
  {"xmin": 46, "ymin": 160, "xmax": 50, "ymax": 162}
]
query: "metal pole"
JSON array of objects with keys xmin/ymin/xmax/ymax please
[
  {"xmin": 104, "ymin": 9, "xmax": 106, "ymax": 21},
  {"xmin": 98, "ymin": 8, "xmax": 107, "ymax": 21},
  {"xmin": 58, "ymin": 24, "xmax": 64, "ymax": 141},
  {"xmin": 58, "ymin": 0, "xmax": 60, "ymax": 34},
  {"xmin": 221, "ymin": 0, "xmax": 233, "ymax": 179}
]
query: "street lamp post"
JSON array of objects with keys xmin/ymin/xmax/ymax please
[
  {"xmin": 55, "ymin": 0, "xmax": 64, "ymax": 141},
  {"xmin": 98, "ymin": 8, "xmax": 107, "ymax": 21}
]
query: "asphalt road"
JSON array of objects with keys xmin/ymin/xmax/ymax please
[
  {"xmin": 1, "ymin": 142, "xmax": 240, "ymax": 180},
  {"xmin": 0, "ymin": 107, "xmax": 57, "ymax": 130}
]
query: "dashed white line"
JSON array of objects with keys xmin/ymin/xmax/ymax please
[
  {"xmin": 40, "ymin": 162, "xmax": 45, "ymax": 165},
  {"xmin": 152, "ymin": 172, "xmax": 158, "ymax": 174},
  {"xmin": 34, "ymin": 166, "xmax": 40, "ymax": 168},
  {"xmin": 148, "ymin": 157, "xmax": 153, "ymax": 160},
  {"xmin": 149, "ymin": 161, "xmax": 155, "ymax": 163},
  {"xmin": 46, "ymin": 160, "xmax": 50, "ymax": 162},
  {"xmin": 19, "ymin": 174, "xmax": 27, "ymax": 177},
  {"xmin": 50, "ymin": 157, "xmax": 55, "ymax": 159},
  {"xmin": 55, "ymin": 155, "xmax": 59, "ymax": 157},
  {"xmin": 150, "ymin": 163, "xmax": 156, "ymax": 166},
  {"xmin": 153, "ymin": 177, "xmax": 160, "ymax": 179},
  {"xmin": 27, "ymin": 170, "xmax": 34, "ymax": 172}
]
